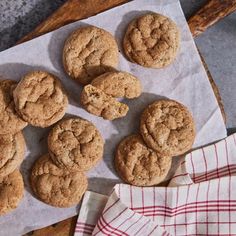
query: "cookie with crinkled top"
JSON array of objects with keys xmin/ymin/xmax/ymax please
[
  {"xmin": 0, "ymin": 170, "xmax": 24, "ymax": 215},
  {"xmin": 123, "ymin": 13, "xmax": 180, "ymax": 68},
  {"xmin": 115, "ymin": 134, "xmax": 171, "ymax": 186},
  {"xmin": 48, "ymin": 117, "xmax": 104, "ymax": 171},
  {"xmin": 140, "ymin": 100, "xmax": 195, "ymax": 156},
  {"xmin": 13, "ymin": 71, "xmax": 68, "ymax": 128},
  {"xmin": 63, "ymin": 26, "xmax": 119, "ymax": 85},
  {"xmin": 91, "ymin": 71, "xmax": 142, "ymax": 99},
  {"xmin": 0, "ymin": 131, "xmax": 26, "ymax": 178},
  {"xmin": 80, "ymin": 84, "xmax": 129, "ymax": 120},
  {"xmin": 31, "ymin": 154, "xmax": 88, "ymax": 208},
  {"xmin": 0, "ymin": 79, "xmax": 27, "ymax": 135}
]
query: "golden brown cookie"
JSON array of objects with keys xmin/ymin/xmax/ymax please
[
  {"xmin": 0, "ymin": 170, "xmax": 24, "ymax": 215},
  {"xmin": 0, "ymin": 79, "xmax": 27, "ymax": 135},
  {"xmin": 0, "ymin": 132, "xmax": 26, "ymax": 178},
  {"xmin": 31, "ymin": 154, "xmax": 88, "ymax": 208},
  {"xmin": 123, "ymin": 13, "xmax": 180, "ymax": 68},
  {"xmin": 91, "ymin": 71, "xmax": 142, "ymax": 99},
  {"xmin": 115, "ymin": 134, "xmax": 171, "ymax": 186},
  {"xmin": 13, "ymin": 71, "xmax": 68, "ymax": 128},
  {"xmin": 80, "ymin": 85, "xmax": 129, "ymax": 120},
  {"xmin": 63, "ymin": 26, "xmax": 119, "ymax": 85},
  {"xmin": 48, "ymin": 117, "xmax": 104, "ymax": 171},
  {"xmin": 140, "ymin": 100, "xmax": 195, "ymax": 156}
]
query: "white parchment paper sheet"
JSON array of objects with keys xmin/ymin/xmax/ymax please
[{"xmin": 0, "ymin": 0, "xmax": 226, "ymax": 235}]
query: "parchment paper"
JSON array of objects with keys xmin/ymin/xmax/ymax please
[{"xmin": 0, "ymin": 0, "xmax": 227, "ymax": 235}]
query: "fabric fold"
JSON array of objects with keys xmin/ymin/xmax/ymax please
[
  {"xmin": 91, "ymin": 178, "xmax": 236, "ymax": 235},
  {"xmin": 75, "ymin": 134, "xmax": 236, "ymax": 236},
  {"xmin": 169, "ymin": 133, "xmax": 236, "ymax": 186}
]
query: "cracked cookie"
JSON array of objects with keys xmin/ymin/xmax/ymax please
[
  {"xmin": 0, "ymin": 79, "xmax": 27, "ymax": 135},
  {"xmin": 91, "ymin": 71, "xmax": 142, "ymax": 99},
  {"xmin": 31, "ymin": 154, "xmax": 88, "ymax": 208},
  {"xmin": 48, "ymin": 117, "xmax": 104, "ymax": 171},
  {"xmin": 63, "ymin": 26, "xmax": 119, "ymax": 85},
  {"xmin": 80, "ymin": 84, "xmax": 129, "ymax": 120},
  {"xmin": 13, "ymin": 71, "xmax": 68, "ymax": 128},
  {"xmin": 0, "ymin": 131, "xmax": 26, "ymax": 178},
  {"xmin": 140, "ymin": 100, "xmax": 195, "ymax": 156},
  {"xmin": 115, "ymin": 134, "xmax": 171, "ymax": 186},
  {"xmin": 0, "ymin": 170, "xmax": 24, "ymax": 215},
  {"xmin": 123, "ymin": 13, "xmax": 180, "ymax": 68}
]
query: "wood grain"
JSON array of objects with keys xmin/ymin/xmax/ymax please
[
  {"xmin": 17, "ymin": 0, "xmax": 129, "ymax": 44},
  {"xmin": 24, "ymin": 216, "xmax": 77, "ymax": 236},
  {"xmin": 20, "ymin": 0, "xmax": 232, "ymax": 235},
  {"xmin": 188, "ymin": 0, "xmax": 236, "ymax": 37},
  {"xmin": 199, "ymin": 54, "xmax": 226, "ymax": 123}
]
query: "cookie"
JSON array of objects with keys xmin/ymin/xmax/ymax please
[
  {"xmin": 0, "ymin": 132, "xmax": 26, "ymax": 178},
  {"xmin": 91, "ymin": 71, "xmax": 142, "ymax": 99},
  {"xmin": 63, "ymin": 26, "xmax": 119, "ymax": 85},
  {"xmin": 48, "ymin": 118, "xmax": 104, "ymax": 171},
  {"xmin": 123, "ymin": 13, "xmax": 180, "ymax": 68},
  {"xmin": 0, "ymin": 79, "xmax": 27, "ymax": 135},
  {"xmin": 31, "ymin": 154, "xmax": 88, "ymax": 208},
  {"xmin": 13, "ymin": 71, "xmax": 68, "ymax": 128},
  {"xmin": 81, "ymin": 84, "xmax": 129, "ymax": 120},
  {"xmin": 0, "ymin": 170, "xmax": 24, "ymax": 215},
  {"xmin": 115, "ymin": 134, "xmax": 171, "ymax": 186},
  {"xmin": 140, "ymin": 100, "xmax": 195, "ymax": 156}
]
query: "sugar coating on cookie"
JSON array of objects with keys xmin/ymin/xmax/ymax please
[
  {"xmin": 115, "ymin": 134, "xmax": 171, "ymax": 186},
  {"xmin": 140, "ymin": 100, "xmax": 195, "ymax": 156},
  {"xmin": 0, "ymin": 170, "xmax": 24, "ymax": 215},
  {"xmin": 13, "ymin": 71, "xmax": 68, "ymax": 128},
  {"xmin": 0, "ymin": 132, "xmax": 26, "ymax": 178},
  {"xmin": 91, "ymin": 71, "xmax": 142, "ymax": 99},
  {"xmin": 0, "ymin": 79, "xmax": 27, "ymax": 135},
  {"xmin": 31, "ymin": 154, "xmax": 88, "ymax": 208},
  {"xmin": 123, "ymin": 13, "xmax": 180, "ymax": 68},
  {"xmin": 63, "ymin": 26, "xmax": 119, "ymax": 85},
  {"xmin": 48, "ymin": 118, "xmax": 104, "ymax": 171},
  {"xmin": 81, "ymin": 84, "xmax": 129, "ymax": 120}
]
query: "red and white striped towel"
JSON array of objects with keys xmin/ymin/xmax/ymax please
[
  {"xmin": 169, "ymin": 133, "xmax": 236, "ymax": 186},
  {"xmin": 75, "ymin": 134, "xmax": 236, "ymax": 236}
]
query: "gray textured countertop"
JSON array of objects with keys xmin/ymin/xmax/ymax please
[{"xmin": 0, "ymin": 0, "xmax": 236, "ymax": 132}]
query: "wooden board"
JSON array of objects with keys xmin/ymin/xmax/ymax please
[
  {"xmin": 21, "ymin": 0, "xmax": 236, "ymax": 235},
  {"xmin": 188, "ymin": 0, "xmax": 236, "ymax": 37}
]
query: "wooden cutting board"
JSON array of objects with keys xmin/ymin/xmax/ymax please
[{"xmin": 20, "ymin": 0, "xmax": 236, "ymax": 235}]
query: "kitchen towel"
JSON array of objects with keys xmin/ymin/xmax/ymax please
[
  {"xmin": 169, "ymin": 133, "xmax": 236, "ymax": 187},
  {"xmin": 75, "ymin": 134, "xmax": 236, "ymax": 235}
]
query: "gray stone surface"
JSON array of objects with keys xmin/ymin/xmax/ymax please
[
  {"xmin": 0, "ymin": 0, "xmax": 66, "ymax": 49},
  {"xmin": 0, "ymin": 0, "xmax": 236, "ymax": 130}
]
